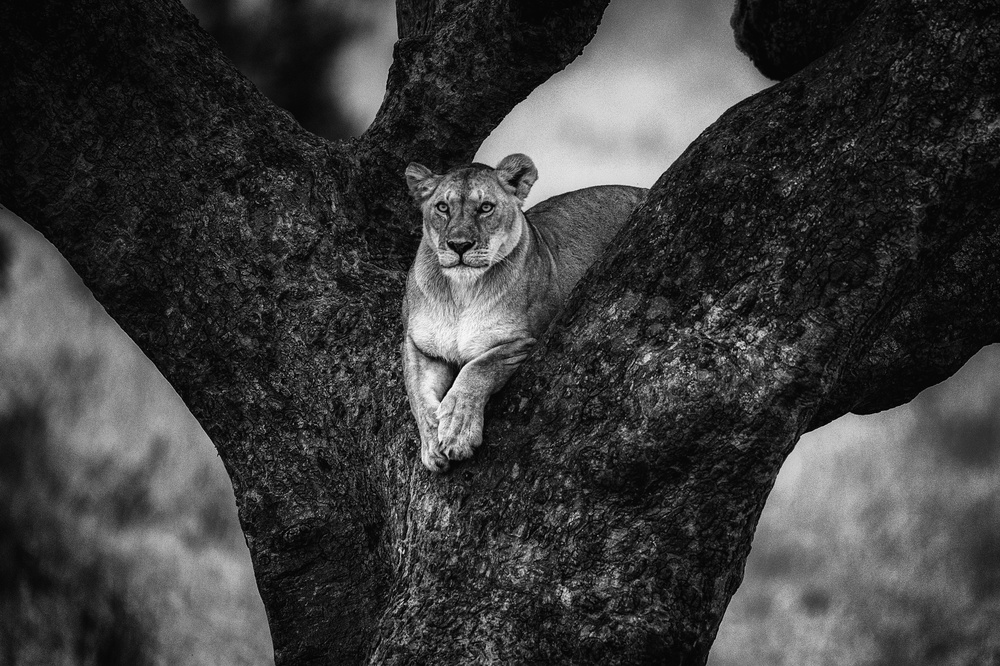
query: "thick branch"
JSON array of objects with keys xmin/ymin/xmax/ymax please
[
  {"xmin": 363, "ymin": 0, "xmax": 611, "ymax": 171},
  {"xmin": 0, "ymin": 1, "xmax": 395, "ymax": 661},
  {"xmin": 732, "ymin": 0, "xmax": 872, "ymax": 79},
  {"xmin": 811, "ymin": 212, "xmax": 1000, "ymax": 429}
]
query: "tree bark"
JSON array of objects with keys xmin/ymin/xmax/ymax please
[
  {"xmin": 371, "ymin": 0, "xmax": 611, "ymax": 170},
  {"xmin": 731, "ymin": 0, "xmax": 873, "ymax": 79},
  {"xmin": 1, "ymin": 0, "xmax": 999, "ymax": 663}
]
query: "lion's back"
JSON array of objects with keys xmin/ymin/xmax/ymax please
[{"xmin": 524, "ymin": 185, "xmax": 647, "ymax": 287}]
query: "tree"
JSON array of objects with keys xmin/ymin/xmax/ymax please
[{"xmin": 1, "ymin": 0, "xmax": 998, "ymax": 662}]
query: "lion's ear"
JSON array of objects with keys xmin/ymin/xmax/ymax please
[
  {"xmin": 496, "ymin": 154, "xmax": 538, "ymax": 202},
  {"xmin": 405, "ymin": 163, "xmax": 441, "ymax": 202}
]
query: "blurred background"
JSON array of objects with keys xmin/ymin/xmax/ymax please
[{"xmin": 1, "ymin": 0, "xmax": 997, "ymax": 663}]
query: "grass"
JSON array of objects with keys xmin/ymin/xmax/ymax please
[
  {"xmin": 0, "ymin": 404, "xmax": 149, "ymax": 666},
  {"xmin": 0, "ymin": 213, "xmax": 272, "ymax": 666},
  {"xmin": 711, "ymin": 347, "xmax": 1000, "ymax": 666}
]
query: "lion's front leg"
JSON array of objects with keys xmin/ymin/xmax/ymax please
[
  {"xmin": 403, "ymin": 336, "xmax": 456, "ymax": 472},
  {"xmin": 437, "ymin": 336, "xmax": 536, "ymax": 463}
]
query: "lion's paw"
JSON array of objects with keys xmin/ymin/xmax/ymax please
[
  {"xmin": 418, "ymin": 402, "xmax": 450, "ymax": 473},
  {"xmin": 421, "ymin": 440, "xmax": 450, "ymax": 473},
  {"xmin": 436, "ymin": 392, "xmax": 484, "ymax": 462}
]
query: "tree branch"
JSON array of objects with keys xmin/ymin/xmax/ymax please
[
  {"xmin": 732, "ymin": 0, "xmax": 872, "ymax": 79},
  {"xmin": 0, "ymin": 1, "xmax": 396, "ymax": 661},
  {"xmin": 811, "ymin": 208, "xmax": 1000, "ymax": 429},
  {"xmin": 363, "ymin": 0, "xmax": 611, "ymax": 171}
]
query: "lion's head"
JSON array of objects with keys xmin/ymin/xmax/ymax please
[{"xmin": 405, "ymin": 154, "xmax": 538, "ymax": 273}]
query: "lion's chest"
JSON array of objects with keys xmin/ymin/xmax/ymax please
[{"xmin": 410, "ymin": 299, "xmax": 525, "ymax": 366}]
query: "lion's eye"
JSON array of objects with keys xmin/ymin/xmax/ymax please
[
  {"xmin": 479, "ymin": 202, "xmax": 495, "ymax": 214},
  {"xmin": 435, "ymin": 202, "xmax": 449, "ymax": 214}
]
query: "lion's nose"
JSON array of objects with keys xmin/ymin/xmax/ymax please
[{"xmin": 447, "ymin": 240, "xmax": 475, "ymax": 256}]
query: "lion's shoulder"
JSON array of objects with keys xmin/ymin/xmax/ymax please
[{"xmin": 523, "ymin": 185, "xmax": 647, "ymax": 290}]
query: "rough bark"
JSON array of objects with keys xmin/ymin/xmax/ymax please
[
  {"xmin": 368, "ymin": 0, "xmax": 611, "ymax": 170},
  {"xmin": 1, "ymin": 0, "xmax": 999, "ymax": 664},
  {"xmin": 732, "ymin": 0, "xmax": 873, "ymax": 79}
]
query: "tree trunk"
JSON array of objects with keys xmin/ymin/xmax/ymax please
[{"xmin": 1, "ymin": 0, "xmax": 998, "ymax": 663}]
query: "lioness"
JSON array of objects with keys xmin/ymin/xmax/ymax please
[{"xmin": 402, "ymin": 154, "xmax": 646, "ymax": 472}]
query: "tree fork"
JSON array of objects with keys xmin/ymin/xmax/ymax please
[{"xmin": 1, "ymin": 0, "xmax": 999, "ymax": 663}]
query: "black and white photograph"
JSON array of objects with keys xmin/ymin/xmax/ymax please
[{"xmin": 1, "ymin": 0, "xmax": 998, "ymax": 663}]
